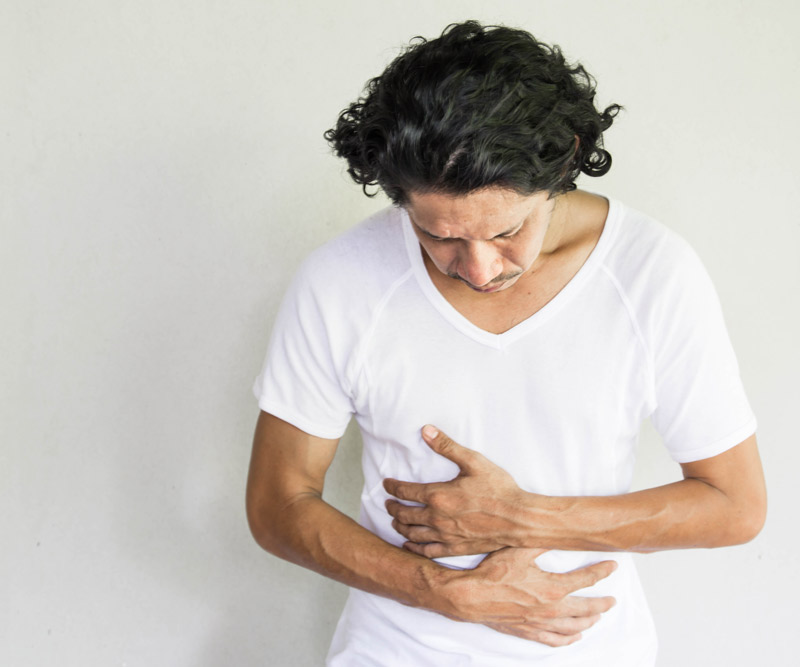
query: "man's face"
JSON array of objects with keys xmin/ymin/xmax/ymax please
[{"xmin": 404, "ymin": 188, "xmax": 558, "ymax": 294}]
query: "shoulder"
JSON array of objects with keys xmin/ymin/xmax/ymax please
[
  {"xmin": 281, "ymin": 205, "xmax": 415, "ymax": 343},
  {"xmin": 601, "ymin": 199, "xmax": 710, "ymax": 299},
  {"xmin": 297, "ymin": 205, "xmax": 410, "ymax": 293},
  {"xmin": 599, "ymin": 200, "xmax": 728, "ymax": 353}
]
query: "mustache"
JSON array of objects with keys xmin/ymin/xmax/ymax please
[{"xmin": 447, "ymin": 271, "xmax": 523, "ymax": 288}]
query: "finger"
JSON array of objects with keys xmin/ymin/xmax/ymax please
[
  {"xmin": 421, "ymin": 425, "xmax": 482, "ymax": 473},
  {"xmin": 383, "ymin": 478, "xmax": 433, "ymax": 504},
  {"xmin": 481, "ymin": 546, "xmax": 549, "ymax": 564},
  {"xmin": 526, "ymin": 629, "xmax": 582, "ymax": 647},
  {"xmin": 490, "ymin": 624, "xmax": 582, "ymax": 647},
  {"xmin": 535, "ymin": 613, "xmax": 601, "ymax": 636},
  {"xmin": 405, "ymin": 540, "xmax": 489, "ymax": 559},
  {"xmin": 385, "ymin": 499, "xmax": 428, "ymax": 524},
  {"xmin": 559, "ymin": 595, "xmax": 617, "ymax": 618},
  {"xmin": 403, "ymin": 540, "xmax": 439, "ymax": 558},
  {"xmin": 557, "ymin": 559, "xmax": 618, "ymax": 594},
  {"xmin": 391, "ymin": 520, "xmax": 439, "ymax": 543},
  {"xmin": 403, "ymin": 540, "xmax": 447, "ymax": 558}
]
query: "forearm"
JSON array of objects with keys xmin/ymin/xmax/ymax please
[
  {"xmin": 249, "ymin": 491, "xmax": 618, "ymax": 645},
  {"xmin": 391, "ymin": 431, "xmax": 766, "ymax": 555},
  {"xmin": 510, "ymin": 436, "xmax": 767, "ymax": 553},
  {"xmin": 248, "ymin": 491, "xmax": 447, "ymax": 611},
  {"xmin": 246, "ymin": 413, "xmax": 619, "ymax": 645},
  {"xmin": 514, "ymin": 477, "xmax": 761, "ymax": 553}
]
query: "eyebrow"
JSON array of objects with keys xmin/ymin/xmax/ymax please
[{"xmin": 412, "ymin": 218, "xmax": 525, "ymax": 241}]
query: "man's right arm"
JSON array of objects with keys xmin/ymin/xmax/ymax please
[{"xmin": 245, "ymin": 410, "xmax": 617, "ymax": 647}]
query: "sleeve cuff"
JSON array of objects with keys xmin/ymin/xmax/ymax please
[
  {"xmin": 255, "ymin": 395, "xmax": 351, "ymax": 441},
  {"xmin": 668, "ymin": 416, "xmax": 757, "ymax": 463}
]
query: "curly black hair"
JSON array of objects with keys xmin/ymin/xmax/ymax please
[{"xmin": 324, "ymin": 21, "xmax": 621, "ymax": 205}]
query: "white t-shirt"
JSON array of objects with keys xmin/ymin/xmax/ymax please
[{"xmin": 253, "ymin": 198, "xmax": 756, "ymax": 666}]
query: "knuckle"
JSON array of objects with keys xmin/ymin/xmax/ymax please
[
  {"xmin": 564, "ymin": 572, "xmax": 592, "ymax": 593},
  {"xmin": 432, "ymin": 516, "xmax": 453, "ymax": 535},
  {"xmin": 435, "ymin": 437, "xmax": 452, "ymax": 453},
  {"xmin": 421, "ymin": 543, "xmax": 438, "ymax": 558},
  {"xmin": 427, "ymin": 489, "xmax": 446, "ymax": 507},
  {"xmin": 465, "ymin": 450, "xmax": 482, "ymax": 465},
  {"xmin": 520, "ymin": 629, "xmax": 543, "ymax": 643},
  {"xmin": 537, "ymin": 605, "xmax": 559, "ymax": 620},
  {"xmin": 595, "ymin": 561, "xmax": 616, "ymax": 580},
  {"xmin": 542, "ymin": 586, "xmax": 565, "ymax": 604},
  {"xmin": 582, "ymin": 614, "xmax": 601, "ymax": 630},
  {"xmin": 556, "ymin": 618, "xmax": 579, "ymax": 634}
]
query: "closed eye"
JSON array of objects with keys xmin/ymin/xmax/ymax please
[
  {"xmin": 429, "ymin": 229, "xmax": 518, "ymax": 241},
  {"xmin": 414, "ymin": 220, "xmax": 523, "ymax": 242},
  {"xmin": 494, "ymin": 226, "xmax": 522, "ymax": 240}
]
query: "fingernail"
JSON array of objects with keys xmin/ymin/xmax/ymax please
[{"xmin": 422, "ymin": 424, "xmax": 439, "ymax": 439}]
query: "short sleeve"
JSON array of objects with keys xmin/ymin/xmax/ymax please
[
  {"xmin": 648, "ymin": 237, "xmax": 756, "ymax": 463},
  {"xmin": 252, "ymin": 259, "xmax": 355, "ymax": 440}
]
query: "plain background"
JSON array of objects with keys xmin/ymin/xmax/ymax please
[{"xmin": 3, "ymin": 1, "xmax": 798, "ymax": 665}]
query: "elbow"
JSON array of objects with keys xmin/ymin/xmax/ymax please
[
  {"xmin": 246, "ymin": 487, "xmax": 316, "ymax": 558},
  {"xmin": 738, "ymin": 497, "xmax": 767, "ymax": 544},
  {"xmin": 724, "ymin": 494, "xmax": 767, "ymax": 546},
  {"xmin": 245, "ymin": 502, "xmax": 271, "ymax": 549},
  {"xmin": 245, "ymin": 491, "xmax": 284, "ymax": 555},
  {"xmin": 247, "ymin": 504, "xmax": 290, "ymax": 558}
]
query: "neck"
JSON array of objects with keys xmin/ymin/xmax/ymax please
[{"xmin": 539, "ymin": 193, "xmax": 571, "ymax": 256}]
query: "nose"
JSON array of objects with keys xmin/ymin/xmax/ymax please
[{"xmin": 456, "ymin": 242, "xmax": 503, "ymax": 288}]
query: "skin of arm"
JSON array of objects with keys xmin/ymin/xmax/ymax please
[
  {"xmin": 246, "ymin": 411, "xmax": 618, "ymax": 647},
  {"xmin": 384, "ymin": 425, "xmax": 767, "ymax": 559}
]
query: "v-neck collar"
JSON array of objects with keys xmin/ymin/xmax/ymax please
[{"xmin": 400, "ymin": 197, "xmax": 621, "ymax": 350}]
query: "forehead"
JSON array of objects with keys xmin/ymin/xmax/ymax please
[{"xmin": 405, "ymin": 188, "xmax": 550, "ymax": 239}]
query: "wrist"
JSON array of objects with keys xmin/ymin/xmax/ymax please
[
  {"xmin": 416, "ymin": 561, "xmax": 470, "ymax": 621},
  {"xmin": 513, "ymin": 492, "xmax": 573, "ymax": 548}
]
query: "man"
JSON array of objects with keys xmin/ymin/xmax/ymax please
[{"xmin": 246, "ymin": 21, "xmax": 766, "ymax": 666}]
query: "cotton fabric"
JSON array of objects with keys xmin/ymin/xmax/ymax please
[{"xmin": 253, "ymin": 198, "xmax": 755, "ymax": 666}]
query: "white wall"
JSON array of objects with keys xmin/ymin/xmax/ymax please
[{"xmin": 3, "ymin": 1, "xmax": 797, "ymax": 664}]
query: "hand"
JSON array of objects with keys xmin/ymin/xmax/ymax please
[
  {"xmin": 384, "ymin": 425, "xmax": 535, "ymax": 558},
  {"xmin": 434, "ymin": 547, "xmax": 617, "ymax": 646}
]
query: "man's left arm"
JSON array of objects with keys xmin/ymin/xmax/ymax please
[{"xmin": 384, "ymin": 425, "xmax": 766, "ymax": 558}]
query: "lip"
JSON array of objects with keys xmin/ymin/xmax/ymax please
[
  {"xmin": 467, "ymin": 281, "xmax": 506, "ymax": 293},
  {"xmin": 451, "ymin": 271, "xmax": 522, "ymax": 293}
]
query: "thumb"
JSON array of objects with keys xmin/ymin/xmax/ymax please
[{"xmin": 421, "ymin": 425, "xmax": 478, "ymax": 472}]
